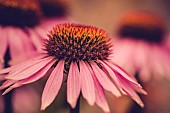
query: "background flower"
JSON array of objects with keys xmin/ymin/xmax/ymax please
[
  {"xmin": 112, "ymin": 11, "xmax": 170, "ymax": 82},
  {"xmin": 110, "ymin": 10, "xmax": 170, "ymax": 113}
]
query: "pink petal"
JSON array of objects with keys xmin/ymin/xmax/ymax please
[
  {"xmin": 0, "ymin": 27, "xmax": 8, "ymax": 63},
  {"xmin": 116, "ymin": 72, "xmax": 144, "ymax": 107},
  {"xmin": 0, "ymin": 62, "xmax": 3, "ymax": 69},
  {"xmin": 41, "ymin": 60, "xmax": 64, "ymax": 110},
  {"xmin": 16, "ymin": 59, "xmax": 55, "ymax": 85},
  {"xmin": 27, "ymin": 28, "xmax": 44, "ymax": 52},
  {"xmin": 10, "ymin": 51, "xmax": 40, "ymax": 66},
  {"xmin": 0, "ymin": 80, "xmax": 16, "ymax": 90},
  {"xmin": 6, "ymin": 56, "xmax": 53, "ymax": 80},
  {"xmin": 3, "ymin": 59, "xmax": 55, "ymax": 92},
  {"xmin": 34, "ymin": 26, "xmax": 49, "ymax": 40},
  {"xmin": 160, "ymin": 49, "xmax": 170, "ymax": 79},
  {"xmin": 0, "ymin": 74, "xmax": 4, "ymax": 80},
  {"xmin": 2, "ymin": 82, "xmax": 22, "ymax": 95},
  {"xmin": 131, "ymin": 83, "xmax": 147, "ymax": 95},
  {"xmin": 151, "ymin": 45, "xmax": 166, "ymax": 79},
  {"xmin": 79, "ymin": 61, "xmax": 95, "ymax": 106},
  {"xmin": 112, "ymin": 39, "xmax": 135, "ymax": 68},
  {"xmin": 86, "ymin": 64, "xmax": 110, "ymax": 113},
  {"xmin": 0, "ymin": 53, "xmax": 44, "ymax": 75},
  {"xmin": 99, "ymin": 60, "xmax": 124, "ymax": 94},
  {"xmin": 134, "ymin": 41, "xmax": 149, "ymax": 71},
  {"xmin": 90, "ymin": 62, "xmax": 121, "ymax": 97},
  {"xmin": 7, "ymin": 27, "xmax": 35, "ymax": 60},
  {"xmin": 139, "ymin": 64, "xmax": 151, "ymax": 82},
  {"xmin": 67, "ymin": 62, "xmax": 81, "ymax": 108},
  {"xmin": 94, "ymin": 80, "xmax": 110, "ymax": 113},
  {"xmin": 0, "ymin": 66, "xmax": 13, "ymax": 74},
  {"xmin": 104, "ymin": 60, "xmax": 139, "ymax": 85},
  {"xmin": 1, "ymin": 59, "xmax": 55, "ymax": 94}
]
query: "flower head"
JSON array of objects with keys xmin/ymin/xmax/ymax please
[
  {"xmin": 117, "ymin": 11, "xmax": 165, "ymax": 43},
  {"xmin": 113, "ymin": 11, "xmax": 170, "ymax": 81},
  {"xmin": 0, "ymin": 23, "xmax": 146, "ymax": 112}
]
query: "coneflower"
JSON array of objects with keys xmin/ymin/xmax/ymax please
[{"xmin": 0, "ymin": 23, "xmax": 146, "ymax": 113}]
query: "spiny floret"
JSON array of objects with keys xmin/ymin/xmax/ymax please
[{"xmin": 45, "ymin": 23, "xmax": 112, "ymax": 62}]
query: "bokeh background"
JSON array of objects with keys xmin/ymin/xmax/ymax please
[{"xmin": 1, "ymin": 0, "xmax": 170, "ymax": 113}]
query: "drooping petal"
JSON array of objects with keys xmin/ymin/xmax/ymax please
[
  {"xmin": 0, "ymin": 66, "xmax": 14, "ymax": 74},
  {"xmin": 1, "ymin": 59, "xmax": 55, "ymax": 93},
  {"xmin": 16, "ymin": 59, "xmax": 55, "ymax": 85},
  {"xmin": 139, "ymin": 63, "xmax": 151, "ymax": 82},
  {"xmin": 0, "ymin": 80, "xmax": 16, "ymax": 90},
  {"xmin": 112, "ymin": 39, "xmax": 136, "ymax": 74},
  {"xmin": 2, "ymin": 83, "xmax": 22, "ymax": 95},
  {"xmin": 0, "ymin": 27, "xmax": 8, "ymax": 64},
  {"xmin": 79, "ymin": 61, "xmax": 95, "ymax": 106},
  {"xmin": 151, "ymin": 45, "xmax": 166, "ymax": 79},
  {"xmin": 67, "ymin": 62, "xmax": 81, "ymax": 108},
  {"xmin": 0, "ymin": 74, "xmax": 4, "ymax": 81},
  {"xmin": 134, "ymin": 41, "xmax": 150, "ymax": 71},
  {"xmin": 86, "ymin": 64, "xmax": 110, "ymax": 113},
  {"xmin": 91, "ymin": 62, "xmax": 121, "ymax": 97},
  {"xmin": 7, "ymin": 27, "xmax": 35, "ymax": 60},
  {"xmin": 41, "ymin": 60, "xmax": 64, "ymax": 110},
  {"xmin": 27, "ymin": 28, "xmax": 44, "ymax": 52},
  {"xmin": 115, "ymin": 72, "xmax": 144, "ymax": 107},
  {"xmin": 99, "ymin": 60, "xmax": 124, "ymax": 94},
  {"xmin": 104, "ymin": 60, "xmax": 146, "ymax": 96},
  {"xmin": 134, "ymin": 41, "xmax": 151, "ymax": 81},
  {"xmin": 34, "ymin": 26, "xmax": 49, "ymax": 40},
  {"xmin": 6, "ymin": 56, "xmax": 53, "ymax": 80},
  {"xmin": 2, "ymin": 61, "xmax": 56, "ymax": 95},
  {"xmin": 130, "ymin": 83, "xmax": 147, "ymax": 95},
  {"xmin": 104, "ymin": 60, "xmax": 139, "ymax": 85},
  {"xmin": 0, "ymin": 54, "xmax": 45, "ymax": 75},
  {"xmin": 160, "ymin": 49, "xmax": 170, "ymax": 80},
  {"xmin": 94, "ymin": 79, "xmax": 110, "ymax": 113}
]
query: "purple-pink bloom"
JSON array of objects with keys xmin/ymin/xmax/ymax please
[
  {"xmin": 112, "ymin": 11, "xmax": 170, "ymax": 82},
  {"xmin": 0, "ymin": 23, "xmax": 146, "ymax": 112},
  {"xmin": 0, "ymin": 0, "xmax": 46, "ymax": 65}
]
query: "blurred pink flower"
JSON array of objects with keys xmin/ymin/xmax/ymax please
[
  {"xmin": 0, "ymin": 0, "xmax": 45, "ymax": 65},
  {"xmin": 0, "ymin": 23, "xmax": 146, "ymax": 112},
  {"xmin": 112, "ymin": 11, "xmax": 170, "ymax": 82},
  {"xmin": 163, "ymin": 36, "xmax": 170, "ymax": 52}
]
